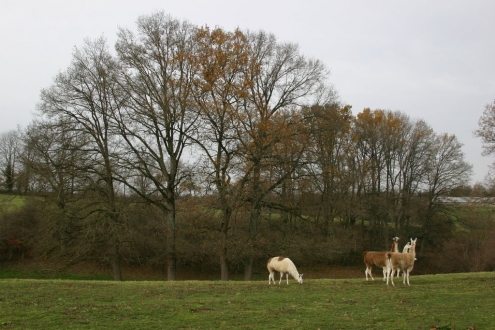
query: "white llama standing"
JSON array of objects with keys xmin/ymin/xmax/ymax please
[
  {"xmin": 396, "ymin": 241, "xmax": 411, "ymax": 278},
  {"xmin": 267, "ymin": 256, "xmax": 303, "ymax": 285},
  {"xmin": 386, "ymin": 237, "xmax": 418, "ymax": 286}
]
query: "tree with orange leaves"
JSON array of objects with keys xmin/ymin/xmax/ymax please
[{"xmin": 191, "ymin": 26, "xmax": 252, "ymax": 280}]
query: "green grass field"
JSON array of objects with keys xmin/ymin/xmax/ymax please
[
  {"xmin": 0, "ymin": 194, "xmax": 25, "ymax": 213},
  {"xmin": 0, "ymin": 272, "xmax": 493, "ymax": 329}
]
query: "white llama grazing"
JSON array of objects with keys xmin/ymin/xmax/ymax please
[
  {"xmin": 386, "ymin": 238, "xmax": 417, "ymax": 286},
  {"xmin": 267, "ymin": 256, "xmax": 303, "ymax": 285},
  {"xmin": 363, "ymin": 237, "xmax": 400, "ymax": 281}
]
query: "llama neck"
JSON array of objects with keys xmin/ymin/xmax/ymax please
[
  {"xmin": 409, "ymin": 241, "xmax": 417, "ymax": 258},
  {"xmin": 289, "ymin": 268, "xmax": 300, "ymax": 279}
]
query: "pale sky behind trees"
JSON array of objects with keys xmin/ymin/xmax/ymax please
[{"xmin": 1, "ymin": 0, "xmax": 494, "ymax": 184}]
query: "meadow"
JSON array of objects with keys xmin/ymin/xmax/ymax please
[
  {"xmin": 0, "ymin": 272, "xmax": 493, "ymax": 329},
  {"xmin": 0, "ymin": 194, "xmax": 25, "ymax": 213}
]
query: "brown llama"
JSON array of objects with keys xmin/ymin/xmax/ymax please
[{"xmin": 363, "ymin": 237, "xmax": 400, "ymax": 281}]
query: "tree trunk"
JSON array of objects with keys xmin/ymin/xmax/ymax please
[
  {"xmin": 220, "ymin": 251, "xmax": 229, "ymax": 281},
  {"xmin": 219, "ymin": 207, "xmax": 231, "ymax": 281},
  {"xmin": 244, "ymin": 258, "xmax": 253, "ymax": 281},
  {"xmin": 165, "ymin": 211, "xmax": 177, "ymax": 281},
  {"xmin": 112, "ymin": 254, "xmax": 122, "ymax": 281},
  {"xmin": 244, "ymin": 203, "xmax": 261, "ymax": 281},
  {"xmin": 167, "ymin": 252, "xmax": 176, "ymax": 281},
  {"xmin": 111, "ymin": 222, "xmax": 122, "ymax": 281},
  {"xmin": 243, "ymin": 158, "xmax": 264, "ymax": 281}
]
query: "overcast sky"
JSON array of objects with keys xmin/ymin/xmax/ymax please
[{"xmin": 2, "ymin": 0, "xmax": 494, "ymax": 183}]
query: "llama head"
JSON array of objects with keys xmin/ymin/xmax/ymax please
[
  {"xmin": 298, "ymin": 274, "xmax": 303, "ymax": 284},
  {"xmin": 410, "ymin": 238, "xmax": 418, "ymax": 250},
  {"xmin": 393, "ymin": 237, "xmax": 399, "ymax": 242}
]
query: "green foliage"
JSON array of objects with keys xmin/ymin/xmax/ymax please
[{"xmin": 0, "ymin": 273, "xmax": 490, "ymax": 329}]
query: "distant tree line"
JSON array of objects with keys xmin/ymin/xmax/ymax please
[{"xmin": 0, "ymin": 12, "xmax": 484, "ymax": 281}]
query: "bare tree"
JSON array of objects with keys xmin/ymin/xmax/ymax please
[
  {"xmin": 114, "ymin": 12, "xmax": 199, "ymax": 280},
  {"xmin": 352, "ymin": 108, "xmax": 391, "ymax": 249},
  {"xmin": 394, "ymin": 118, "xmax": 435, "ymax": 232},
  {"xmin": 0, "ymin": 129, "xmax": 22, "ymax": 193},
  {"xmin": 474, "ymin": 100, "xmax": 495, "ymax": 178},
  {"xmin": 408, "ymin": 132, "xmax": 472, "ymax": 254},
  {"xmin": 23, "ymin": 119, "xmax": 89, "ymax": 258},
  {"xmin": 425, "ymin": 133, "xmax": 473, "ymax": 205},
  {"xmin": 37, "ymin": 37, "xmax": 125, "ymax": 280},
  {"xmin": 302, "ymin": 103, "xmax": 353, "ymax": 235},
  {"xmin": 237, "ymin": 30, "xmax": 330, "ymax": 280}
]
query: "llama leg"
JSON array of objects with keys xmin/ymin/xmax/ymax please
[
  {"xmin": 278, "ymin": 272, "xmax": 283, "ymax": 285},
  {"xmin": 404, "ymin": 270, "xmax": 410, "ymax": 285},
  {"xmin": 365, "ymin": 267, "xmax": 374, "ymax": 281},
  {"xmin": 286, "ymin": 273, "xmax": 289, "ymax": 285},
  {"xmin": 388, "ymin": 268, "xmax": 395, "ymax": 286}
]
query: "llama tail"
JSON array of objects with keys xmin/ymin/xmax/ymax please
[
  {"xmin": 385, "ymin": 252, "xmax": 393, "ymax": 275},
  {"xmin": 385, "ymin": 252, "xmax": 393, "ymax": 267}
]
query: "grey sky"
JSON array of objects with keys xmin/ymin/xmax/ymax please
[{"xmin": 1, "ymin": 0, "xmax": 494, "ymax": 183}]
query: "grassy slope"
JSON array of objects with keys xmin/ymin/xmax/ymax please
[
  {"xmin": 0, "ymin": 194, "xmax": 25, "ymax": 213},
  {"xmin": 0, "ymin": 272, "xmax": 493, "ymax": 329}
]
